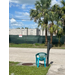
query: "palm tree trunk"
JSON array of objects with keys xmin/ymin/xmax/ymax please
[
  {"xmin": 50, "ymin": 33, "xmax": 53, "ymax": 44},
  {"xmin": 58, "ymin": 37, "xmax": 61, "ymax": 46},
  {"xmin": 45, "ymin": 28, "xmax": 47, "ymax": 46},
  {"xmin": 50, "ymin": 22, "xmax": 54, "ymax": 44}
]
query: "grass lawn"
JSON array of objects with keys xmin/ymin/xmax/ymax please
[
  {"xmin": 9, "ymin": 43, "xmax": 65, "ymax": 49},
  {"xmin": 9, "ymin": 61, "xmax": 50, "ymax": 75}
]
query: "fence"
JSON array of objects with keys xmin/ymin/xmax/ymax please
[{"xmin": 9, "ymin": 35, "xmax": 65, "ymax": 44}]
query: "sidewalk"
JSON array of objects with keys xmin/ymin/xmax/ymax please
[
  {"xmin": 46, "ymin": 48, "xmax": 65, "ymax": 75},
  {"xmin": 46, "ymin": 64, "xmax": 65, "ymax": 75}
]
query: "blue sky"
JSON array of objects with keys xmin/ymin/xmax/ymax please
[{"xmin": 9, "ymin": 0, "xmax": 63, "ymax": 29}]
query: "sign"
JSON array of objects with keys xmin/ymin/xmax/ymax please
[{"xmin": 19, "ymin": 34, "xmax": 22, "ymax": 37}]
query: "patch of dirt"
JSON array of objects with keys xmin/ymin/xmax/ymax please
[{"xmin": 22, "ymin": 63, "xmax": 33, "ymax": 66}]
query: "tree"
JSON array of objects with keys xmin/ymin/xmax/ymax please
[
  {"xmin": 30, "ymin": 0, "xmax": 51, "ymax": 45},
  {"xmin": 48, "ymin": 4, "xmax": 63, "ymax": 44},
  {"xmin": 57, "ymin": 27, "xmax": 63, "ymax": 46},
  {"xmin": 22, "ymin": 27, "xmax": 24, "ymax": 29},
  {"xmin": 16, "ymin": 27, "xmax": 20, "ymax": 29},
  {"xmin": 48, "ymin": 23, "xmax": 63, "ymax": 45},
  {"xmin": 51, "ymin": 1, "xmax": 65, "ymax": 44},
  {"xmin": 61, "ymin": 0, "xmax": 65, "ymax": 35},
  {"xmin": 48, "ymin": 5, "xmax": 59, "ymax": 44},
  {"xmin": 25, "ymin": 27, "xmax": 28, "ymax": 29},
  {"xmin": 48, "ymin": 14, "xmax": 55, "ymax": 44},
  {"xmin": 61, "ymin": 0, "xmax": 65, "ymax": 16}
]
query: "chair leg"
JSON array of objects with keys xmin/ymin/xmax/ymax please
[
  {"xmin": 37, "ymin": 58, "xmax": 39, "ymax": 67},
  {"xmin": 36, "ymin": 57, "xmax": 37, "ymax": 65},
  {"xmin": 44, "ymin": 58, "xmax": 46, "ymax": 67}
]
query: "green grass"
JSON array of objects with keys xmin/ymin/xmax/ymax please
[
  {"xmin": 9, "ymin": 61, "xmax": 50, "ymax": 75},
  {"xmin": 9, "ymin": 43, "xmax": 47, "ymax": 48},
  {"xmin": 9, "ymin": 43, "xmax": 65, "ymax": 49}
]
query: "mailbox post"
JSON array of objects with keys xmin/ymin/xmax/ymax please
[{"xmin": 47, "ymin": 41, "xmax": 52, "ymax": 66}]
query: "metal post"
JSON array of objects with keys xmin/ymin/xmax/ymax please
[
  {"xmin": 47, "ymin": 41, "xmax": 50, "ymax": 66},
  {"xmin": 47, "ymin": 41, "xmax": 52, "ymax": 66}
]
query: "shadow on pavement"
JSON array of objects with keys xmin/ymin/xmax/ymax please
[{"xmin": 50, "ymin": 61, "xmax": 53, "ymax": 65}]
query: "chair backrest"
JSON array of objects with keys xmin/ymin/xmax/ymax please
[
  {"xmin": 39, "ymin": 53, "xmax": 45, "ymax": 58},
  {"xmin": 36, "ymin": 52, "xmax": 47, "ymax": 61}
]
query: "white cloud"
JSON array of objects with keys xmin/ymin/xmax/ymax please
[
  {"xmin": 16, "ymin": 4, "xmax": 19, "ymax": 7},
  {"xmin": 10, "ymin": 18, "xmax": 24, "ymax": 27},
  {"xmin": 11, "ymin": 22, "xmax": 24, "ymax": 27},
  {"xmin": 18, "ymin": 22, "xmax": 24, "ymax": 26},
  {"xmin": 9, "ymin": 0, "xmax": 62, "ymax": 7},
  {"xmin": 22, "ymin": 20, "xmax": 26, "ymax": 21},
  {"xmin": 23, "ymin": 12, "xmax": 29, "ymax": 16},
  {"xmin": 23, "ymin": 23, "xmax": 38, "ymax": 28},
  {"xmin": 11, "ymin": 23, "xmax": 19, "ymax": 26},
  {"xmin": 23, "ymin": 9, "xmax": 29, "ymax": 12},
  {"xmin": 27, "ymin": 6, "xmax": 34, "ymax": 9},
  {"xmin": 22, "ymin": 4, "xmax": 26, "ymax": 9},
  {"xmin": 34, "ymin": 23, "xmax": 38, "ymax": 26},
  {"xmin": 9, "ymin": 0, "xmax": 63, "ymax": 9},
  {"xmin": 15, "ymin": 15, "xmax": 23, "ymax": 18},
  {"xmin": 14, "ymin": 11, "xmax": 30, "ymax": 20},
  {"xmin": 31, "ymin": 23, "xmax": 38, "ymax": 28},
  {"xmin": 15, "ymin": 11, "xmax": 29, "ymax": 16},
  {"xmin": 9, "ymin": 13, "xmax": 14, "ymax": 18},
  {"xmin": 10, "ymin": 18, "xmax": 16, "ymax": 23},
  {"xmin": 9, "ymin": 0, "xmax": 39, "ymax": 5},
  {"xmin": 15, "ymin": 11, "xmax": 22, "ymax": 14},
  {"xmin": 9, "ymin": 2, "xmax": 15, "ymax": 7},
  {"xmin": 51, "ymin": 0, "xmax": 62, "ymax": 7},
  {"xmin": 9, "ymin": 0, "xmax": 19, "ymax": 3},
  {"xmin": 9, "ymin": 2, "xmax": 20, "ymax": 8},
  {"xmin": 9, "ymin": 3, "xmax": 12, "ymax": 7}
]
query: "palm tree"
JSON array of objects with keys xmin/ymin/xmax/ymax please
[
  {"xmin": 48, "ymin": 4, "xmax": 60, "ymax": 44},
  {"xmin": 52, "ymin": 1, "xmax": 65, "ymax": 44},
  {"xmin": 48, "ymin": 4, "xmax": 64, "ymax": 44},
  {"xmin": 22, "ymin": 27, "xmax": 24, "ymax": 29},
  {"xmin": 30, "ymin": 0, "xmax": 51, "ymax": 45},
  {"xmin": 57, "ymin": 27, "xmax": 63, "ymax": 46},
  {"xmin": 61, "ymin": 0, "xmax": 65, "ymax": 34},
  {"xmin": 48, "ymin": 11, "xmax": 55, "ymax": 44}
]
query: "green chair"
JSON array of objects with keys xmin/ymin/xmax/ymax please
[{"xmin": 35, "ymin": 52, "xmax": 47, "ymax": 67}]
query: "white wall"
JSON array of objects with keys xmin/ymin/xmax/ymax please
[
  {"xmin": 40, "ymin": 29, "xmax": 45, "ymax": 36},
  {"xmin": 40, "ymin": 29, "xmax": 50, "ymax": 36},
  {"xmin": 9, "ymin": 29, "xmax": 21, "ymax": 35},
  {"xmin": 9, "ymin": 29, "xmax": 56, "ymax": 36},
  {"xmin": 21, "ymin": 29, "xmax": 28, "ymax": 35},
  {"xmin": 28, "ymin": 29, "xmax": 37, "ymax": 35}
]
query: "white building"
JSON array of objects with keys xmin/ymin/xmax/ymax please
[
  {"xmin": 28, "ymin": 29, "xmax": 40, "ymax": 35},
  {"xmin": 9, "ymin": 29, "xmax": 56, "ymax": 36}
]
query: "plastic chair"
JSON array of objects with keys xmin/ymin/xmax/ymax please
[{"xmin": 35, "ymin": 52, "xmax": 47, "ymax": 67}]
